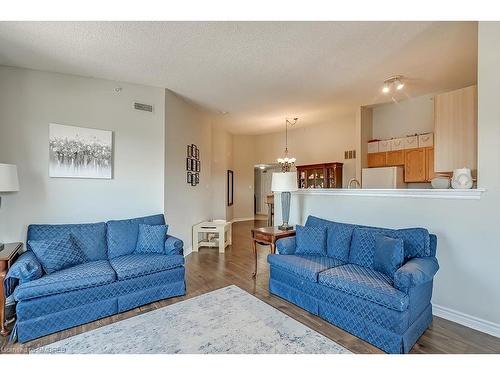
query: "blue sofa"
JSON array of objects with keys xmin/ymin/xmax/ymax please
[
  {"xmin": 4, "ymin": 214, "xmax": 186, "ymax": 343},
  {"xmin": 267, "ymin": 215, "xmax": 439, "ymax": 354}
]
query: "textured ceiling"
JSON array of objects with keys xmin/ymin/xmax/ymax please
[{"xmin": 0, "ymin": 21, "xmax": 477, "ymax": 134}]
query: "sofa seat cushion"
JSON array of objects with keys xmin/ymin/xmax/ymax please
[
  {"xmin": 318, "ymin": 264, "xmax": 409, "ymax": 311},
  {"xmin": 14, "ymin": 260, "xmax": 116, "ymax": 301},
  {"xmin": 110, "ymin": 254, "xmax": 184, "ymax": 281},
  {"xmin": 267, "ymin": 254, "xmax": 344, "ymax": 282}
]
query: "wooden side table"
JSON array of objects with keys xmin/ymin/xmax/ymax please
[
  {"xmin": 251, "ymin": 227, "xmax": 295, "ymax": 277},
  {"xmin": 0, "ymin": 242, "xmax": 23, "ymax": 336}
]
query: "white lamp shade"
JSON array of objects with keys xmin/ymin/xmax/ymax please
[
  {"xmin": 0, "ymin": 164, "xmax": 19, "ymax": 192},
  {"xmin": 272, "ymin": 171, "xmax": 298, "ymax": 192}
]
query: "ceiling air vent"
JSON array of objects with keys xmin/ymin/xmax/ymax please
[{"xmin": 134, "ymin": 102, "xmax": 153, "ymax": 112}]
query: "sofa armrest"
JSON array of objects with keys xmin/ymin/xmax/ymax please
[
  {"xmin": 276, "ymin": 236, "xmax": 296, "ymax": 255},
  {"xmin": 165, "ymin": 235, "xmax": 184, "ymax": 256},
  {"xmin": 394, "ymin": 257, "xmax": 439, "ymax": 293},
  {"xmin": 4, "ymin": 251, "xmax": 44, "ymax": 298}
]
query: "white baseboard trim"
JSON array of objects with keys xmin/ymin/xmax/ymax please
[
  {"xmin": 433, "ymin": 304, "xmax": 500, "ymax": 338},
  {"xmin": 231, "ymin": 217, "xmax": 255, "ymax": 223},
  {"xmin": 183, "ymin": 246, "xmax": 193, "ymax": 257}
]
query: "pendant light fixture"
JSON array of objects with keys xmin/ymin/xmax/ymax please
[{"xmin": 277, "ymin": 117, "xmax": 298, "ymax": 172}]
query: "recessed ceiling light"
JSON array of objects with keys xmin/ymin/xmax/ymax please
[{"xmin": 382, "ymin": 83, "xmax": 390, "ymax": 94}]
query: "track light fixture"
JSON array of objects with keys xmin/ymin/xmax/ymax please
[{"xmin": 381, "ymin": 75, "xmax": 405, "ymax": 94}]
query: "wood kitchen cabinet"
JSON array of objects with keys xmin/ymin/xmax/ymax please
[
  {"xmin": 367, "ymin": 152, "xmax": 386, "ymax": 168},
  {"xmin": 386, "ymin": 150, "xmax": 405, "ymax": 166},
  {"xmin": 404, "ymin": 147, "xmax": 434, "ymax": 182},
  {"xmin": 434, "ymin": 85, "xmax": 477, "ymax": 173},
  {"xmin": 367, "ymin": 147, "xmax": 434, "ymax": 183},
  {"xmin": 426, "ymin": 147, "xmax": 435, "ymax": 181},
  {"xmin": 404, "ymin": 148, "xmax": 426, "ymax": 182}
]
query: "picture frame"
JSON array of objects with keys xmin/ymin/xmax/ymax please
[
  {"xmin": 49, "ymin": 123, "xmax": 113, "ymax": 179},
  {"xmin": 196, "ymin": 160, "xmax": 200, "ymax": 172},
  {"xmin": 187, "ymin": 172, "xmax": 192, "ymax": 183},
  {"xmin": 227, "ymin": 170, "xmax": 234, "ymax": 206},
  {"xmin": 195, "ymin": 173, "xmax": 199, "ymax": 185},
  {"xmin": 187, "ymin": 145, "xmax": 192, "ymax": 158},
  {"xmin": 187, "ymin": 158, "xmax": 192, "ymax": 171}
]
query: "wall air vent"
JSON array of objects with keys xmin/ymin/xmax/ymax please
[
  {"xmin": 344, "ymin": 150, "xmax": 356, "ymax": 160},
  {"xmin": 134, "ymin": 102, "xmax": 153, "ymax": 112}
]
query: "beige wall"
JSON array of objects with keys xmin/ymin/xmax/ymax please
[
  {"xmin": 372, "ymin": 93, "xmax": 436, "ymax": 140},
  {"xmin": 0, "ymin": 66, "xmax": 165, "ymax": 243},
  {"xmin": 276, "ymin": 22, "xmax": 500, "ymax": 335},
  {"xmin": 164, "ymin": 90, "xmax": 214, "ymax": 253},
  {"xmin": 254, "ymin": 114, "xmax": 357, "ymax": 187},
  {"xmin": 211, "ymin": 124, "xmax": 234, "ymax": 221},
  {"xmin": 232, "ymin": 135, "xmax": 257, "ymax": 220}
]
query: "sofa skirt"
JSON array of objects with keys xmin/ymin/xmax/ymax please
[
  {"xmin": 15, "ymin": 267, "xmax": 186, "ymax": 343},
  {"xmin": 269, "ymin": 266, "xmax": 432, "ymax": 354}
]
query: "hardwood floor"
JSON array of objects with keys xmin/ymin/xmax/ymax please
[{"xmin": 2, "ymin": 219, "xmax": 500, "ymax": 354}]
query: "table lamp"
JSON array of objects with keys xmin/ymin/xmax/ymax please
[
  {"xmin": 271, "ymin": 171, "xmax": 298, "ymax": 230},
  {"xmin": 0, "ymin": 164, "xmax": 19, "ymax": 250}
]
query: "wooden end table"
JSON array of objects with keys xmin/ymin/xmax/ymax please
[
  {"xmin": 251, "ymin": 227, "xmax": 295, "ymax": 277},
  {"xmin": 0, "ymin": 242, "xmax": 23, "ymax": 336}
]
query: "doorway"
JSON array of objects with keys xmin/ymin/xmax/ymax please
[{"xmin": 254, "ymin": 164, "xmax": 280, "ymax": 219}]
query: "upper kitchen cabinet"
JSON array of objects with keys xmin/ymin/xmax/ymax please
[{"xmin": 434, "ymin": 85, "xmax": 477, "ymax": 174}]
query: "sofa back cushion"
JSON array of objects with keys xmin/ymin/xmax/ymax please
[
  {"xmin": 107, "ymin": 214, "xmax": 165, "ymax": 259},
  {"xmin": 295, "ymin": 225, "xmax": 327, "ymax": 256},
  {"xmin": 305, "ymin": 216, "xmax": 354, "ymax": 261},
  {"xmin": 349, "ymin": 226, "xmax": 430, "ymax": 269},
  {"xmin": 27, "ymin": 222, "xmax": 107, "ymax": 261}
]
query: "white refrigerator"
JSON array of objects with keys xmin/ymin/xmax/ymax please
[{"xmin": 362, "ymin": 166, "xmax": 407, "ymax": 189}]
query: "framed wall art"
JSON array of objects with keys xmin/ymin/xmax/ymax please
[
  {"xmin": 186, "ymin": 144, "xmax": 200, "ymax": 186},
  {"xmin": 49, "ymin": 123, "xmax": 113, "ymax": 179}
]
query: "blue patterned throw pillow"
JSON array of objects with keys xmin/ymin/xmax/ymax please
[
  {"xmin": 295, "ymin": 225, "xmax": 327, "ymax": 256},
  {"xmin": 135, "ymin": 224, "xmax": 168, "ymax": 254},
  {"xmin": 373, "ymin": 235, "xmax": 404, "ymax": 278},
  {"xmin": 29, "ymin": 235, "xmax": 86, "ymax": 274}
]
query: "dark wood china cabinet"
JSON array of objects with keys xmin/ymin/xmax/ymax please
[{"xmin": 296, "ymin": 162, "xmax": 343, "ymax": 189}]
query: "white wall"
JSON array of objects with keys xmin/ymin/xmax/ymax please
[
  {"xmin": 0, "ymin": 66, "xmax": 165, "ymax": 243},
  {"xmin": 164, "ymin": 90, "xmax": 216, "ymax": 253},
  {"xmin": 253, "ymin": 114, "xmax": 357, "ymax": 187},
  {"xmin": 275, "ymin": 22, "xmax": 500, "ymax": 335},
  {"xmin": 372, "ymin": 93, "xmax": 435, "ymax": 140}
]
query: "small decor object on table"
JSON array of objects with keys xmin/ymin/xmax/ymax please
[
  {"xmin": 49, "ymin": 123, "xmax": 113, "ymax": 179},
  {"xmin": 192, "ymin": 220, "xmax": 232, "ymax": 254},
  {"xmin": 0, "ymin": 242, "xmax": 23, "ymax": 336},
  {"xmin": 251, "ymin": 226, "xmax": 295, "ymax": 277},
  {"xmin": 186, "ymin": 144, "xmax": 200, "ymax": 186},
  {"xmin": 451, "ymin": 168, "xmax": 473, "ymax": 189}
]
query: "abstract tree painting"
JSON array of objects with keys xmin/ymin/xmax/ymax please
[{"xmin": 49, "ymin": 123, "xmax": 113, "ymax": 178}]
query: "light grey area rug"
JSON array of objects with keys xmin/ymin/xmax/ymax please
[{"xmin": 33, "ymin": 285, "xmax": 350, "ymax": 354}]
